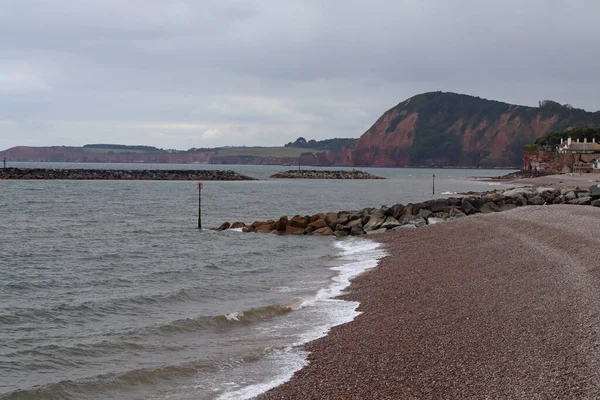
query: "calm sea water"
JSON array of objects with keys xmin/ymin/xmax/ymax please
[{"xmin": 0, "ymin": 163, "xmax": 514, "ymax": 399}]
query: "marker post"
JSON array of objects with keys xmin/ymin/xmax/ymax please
[
  {"xmin": 432, "ymin": 173, "xmax": 435, "ymax": 195},
  {"xmin": 197, "ymin": 182, "xmax": 203, "ymax": 229}
]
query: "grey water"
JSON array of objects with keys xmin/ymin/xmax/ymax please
[{"xmin": 0, "ymin": 164, "xmax": 514, "ymax": 399}]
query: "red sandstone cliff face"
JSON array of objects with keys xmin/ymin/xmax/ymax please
[{"xmin": 336, "ymin": 92, "xmax": 600, "ymax": 167}]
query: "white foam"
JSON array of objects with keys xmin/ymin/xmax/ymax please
[
  {"xmin": 215, "ymin": 349, "xmax": 308, "ymax": 400},
  {"xmin": 441, "ymin": 191, "xmax": 456, "ymax": 195},
  {"xmin": 224, "ymin": 312, "xmax": 242, "ymax": 321},
  {"xmin": 217, "ymin": 237, "xmax": 387, "ymax": 400}
]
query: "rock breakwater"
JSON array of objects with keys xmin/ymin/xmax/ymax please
[
  {"xmin": 215, "ymin": 186, "xmax": 599, "ymax": 236},
  {"xmin": 270, "ymin": 170, "xmax": 384, "ymax": 179},
  {"xmin": 0, "ymin": 168, "xmax": 257, "ymax": 181}
]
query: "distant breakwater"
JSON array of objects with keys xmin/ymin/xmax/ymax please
[
  {"xmin": 0, "ymin": 168, "xmax": 257, "ymax": 181},
  {"xmin": 214, "ymin": 185, "xmax": 600, "ymax": 236},
  {"xmin": 270, "ymin": 170, "xmax": 385, "ymax": 179}
]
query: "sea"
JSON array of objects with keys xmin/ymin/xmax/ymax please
[{"xmin": 0, "ymin": 163, "xmax": 515, "ymax": 400}]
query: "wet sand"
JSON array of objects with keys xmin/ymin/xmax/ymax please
[{"xmin": 260, "ymin": 205, "xmax": 600, "ymax": 399}]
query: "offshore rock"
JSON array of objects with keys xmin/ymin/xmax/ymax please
[
  {"xmin": 0, "ymin": 167, "xmax": 257, "ymax": 181},
  {"xmin": 270, "ymin": 170, "xmax": 385, "ymax": 179}
]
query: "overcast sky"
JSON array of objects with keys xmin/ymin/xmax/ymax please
[{"xmin": 1, "ymin": 0, "xmax": 599, "ymax": 150}]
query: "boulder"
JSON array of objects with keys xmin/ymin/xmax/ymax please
[
  {"xmin": 427, "ymin": 217, "xmax": 445, "ymax": 225},
  {"xmin": 252, "ymin": 219, "xmax": 275, "ymax": 228},
  {"xmin": 350, "ymin": 226, "xmax": 364, "ymax": 236},
  {"xmin": 447, "ymin": 197, "xmax": 462, "ymax": 207},
  {"xmin": 515, "ymin": 195, "xmax": 528, "ymax": 207},
  {"xmin": 255, "ymin": 223, "xmax": 275, "ymax": 233},
  {"xmin": 363, "ymin": 215, "xmax": 386, "ymax": 231},
  {"xmin": 286, "ymin": 225, "xmax": 305, "ymax": 235},
  {"xmin": 289, "ymin": 216, "xmax": 308, "ymax": 229},
  {"xmin": 503, "ymin": 187, "xmax": 535, "ymax": 198},
  {"xmin": 565, "ymin": 191, "xmax": 577, "ymax": 201},
  {"xmin": 425, "ymin": 198, "xmax": 450, "ymax": 213},
  {"xmin": 366, "ymin": 228, "xmax": 388, "ymax": 235},
  {"xmin": 591, "ymin": 199, "xmax": 600, "ymax": 207},
  {"xmin": 417, "ymin": 208, "xmax": 432, "ymax": 219},
  {"xmin": 577, "ymin": 191, "xmax": 591, "ymax": 198},
  {"xmin": 313, "ymin": 226, "xmax": 334, "ymax": 236},
  {"xmin": 275, "ymin": 216, "xmax": 289, "ymax": 231},
  {"xmin": 309, "ymin": 213, "xmax": 326, "ymax": 223},
  {"xmin": 345, "ymin": 218, "xmax": 364, "ymax": 229},
  {"xmin": 308, "ymin": 219, "xmax": 328, "ymax": 230},
  {"xmin": 460, "ymin": 199, "xmax": 479, "ymax": 215},
  {"xmin": 387, "ymin": 204, "xmax": 405, "ymax": 219},
  {"xmin": 568, "ymin": 196, "xmax": 591, "ymax": 205},
  {"xmin": 448, "ymin": 208, "xmax": 467, "ymax": 218},
  {"xmin": 369, "ymin": 208, "xmax": 386, "ymax": 219},
  {"xmin": 553, "ymin": 195, "xmax": 566, "ymax": 204},
  {"xmin": 432, "ymin": 212, "xmax": 449, "ymax": 219},
  {"xmin": 304, "ymin": 226, "xmax": 315, "ymax": 234},
  {"xmin": 242, "ymin": 227, "xmax": 251, "ymax": 233},
  {"xmin": 380, "ymin": 216, "xmax": 401, "ymax": 230},
  {"xmin": 215, "ymin": 222, "xmax": 231, "ymax": 231},
  {"xmin": 469, "ymin": 196, "xmax": 486, "ymax": 209},
  {"xmin": 335, "ymin": 223, "xmax": 352, "ymax": 232},
  {"xmin": 485, "ymin": 192, "xmax": 505, "ymax": 203},
  {"xmin": 325, "ymin": 212, "xmax": 339, "ymax": 227},
  {"xmin": 336, "ymin": 213, "xmax": 351, "ymax": 225},
  {"xmin": 499, "ymin": 203, "xmax": 517, "ymax": 212},
  {"xmin": 391, "ymin": 224, "xmax": 416, "ymax": 230},
  {"xmin": 230, "ymin": 221, "xmax": 246, "ymax": 229},
  {"xmin": 590, "ymin": 184, "xmax": 600, "ymax": 199},
  {"xmin": 334, "ymin": 230, "xmax": 349, "ymax": 238},
  {"xmin": 399, "ymin": 215, "xmax": 426, "ymax": 227},
  {"xmin": 411, "ymin": 202, "xmax": 426, "ymax": 215},
  {"xmin": 528, "ymin": 196, "xmax": 545, "ymax": 206},
  {"xmin": 479, "ymin": 202, "xmax": 499, "ymax": 213},
  {"xmin": 403, "ymin": 204, "xmax": 415, "ymax": 216}
]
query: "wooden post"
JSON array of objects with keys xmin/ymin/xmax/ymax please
[
  {"xmin": 432, "ymin": 173, "xmax": 435, "ymax": 195},
  {"xmin": 197, "ymin": 182, "xmax": 203, "ymax": 229}
]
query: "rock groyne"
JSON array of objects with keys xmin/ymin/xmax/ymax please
[
  {"xmin": 270, "ymin": 170, "xmax": 384, "ymax": 179},
  {"xmin": 214, "ymin": 186, "xmax": 600, "ymax": 236},
  {"xmin": 0, "ymin": 168, "xmax": 257, "ymax": 181}
]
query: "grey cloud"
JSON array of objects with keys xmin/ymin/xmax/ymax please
[{"xmin": 0, "ymin": 0, "xmax": 599, "ymax": 150}]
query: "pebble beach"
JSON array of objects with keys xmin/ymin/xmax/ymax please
[{"xmin": 260, "ymin": 204, "xmax": 600, "ymax": 399}]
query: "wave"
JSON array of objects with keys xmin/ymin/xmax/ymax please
[
  {"xmin": 0, "ymin": 288, "xmax": 198, "ymax": 326},
  {"xmin": 217, "ymin": 237, "xmax": 388, "ymax": 400},
  {"xmin": 3, "ymin": 360, "xmax": 216, "ymax": 400},
  {"xmin": 155, "ymin": 299, "xmax": 303, "ymax": 335}
]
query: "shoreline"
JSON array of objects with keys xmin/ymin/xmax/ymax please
[{"xmin": 260, "ymin": 205, "xmax": 600, "ymax": 399}]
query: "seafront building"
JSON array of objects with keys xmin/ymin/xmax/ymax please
[{"xmin": 524, "ymin": 136, "xmax": 600, "ymax": 173}]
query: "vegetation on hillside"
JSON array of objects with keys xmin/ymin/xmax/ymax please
[
  {"xmin": 215, "ymin": 147, "xmax": 318, "ymax": 158},
  {"xmin": 284, "ymin": 137, "xmax": 356, "ymax": 152},
  {"xmin": 375, "ymin": 92, "xmax": 600, "ymax": 166},
  {"xmin": 83, "ymin": 144, "xmax": 165, "ymax": 153},
  {"xmin": 534, "ymin": 126, "xmax": 600, "ymax": 147}
]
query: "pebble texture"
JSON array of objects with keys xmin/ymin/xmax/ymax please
[{"xmin": 261, "ymin": 205, "xmax": 600, "ymax": 399}]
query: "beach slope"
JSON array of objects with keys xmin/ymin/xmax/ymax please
[{"xmin": 261, "ymin": 205, "xmax": 600, "ymax": 399}]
